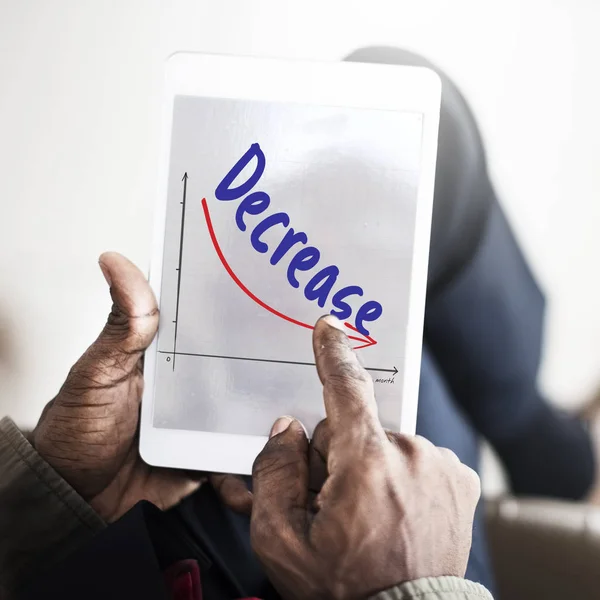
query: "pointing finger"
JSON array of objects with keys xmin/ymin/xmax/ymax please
[{"xmin": 312, "ymin": 316, "xmax": 384, "ymax": 449}]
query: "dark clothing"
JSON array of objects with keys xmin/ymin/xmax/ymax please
[
  {"xmin": 348, "ymin": 47, "xmax": 594, "ymax": 592},
  {"xmin": 4, "ymin": 48, "xmax": 594, "ymax": 600}
]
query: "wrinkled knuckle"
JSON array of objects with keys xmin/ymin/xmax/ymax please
[
  {"xmin": 62, "ymin": 367, "xmax": 96, "ymax": 397},
  {"xmin": 89, "ymin": 348, "xmax": 123, "ymax": 372},
  {"xmin": 254, "ymin": 447, "xmax": 302, "ymax": 484},
  {"xmin": 327, "ymin": 359, "xmax": 371, "ymax": 387},
  {"xmin": 387, "ymin": 431, "xmax": 406, "ymax": 454},
  {"xmin": 62, "ymin": 363, "xmax": 110, "ymax": 396},
  {"xmin": 104, "ymin": 306, "xmax": 130, "ymax": 341},
  {"xmin": 122, "ymin": 330, "xmax": 150, "ymax": 355},
  {"xmin": 325, "ymin": 374, "xmax": 373, "ymax": 409},
  {"xmin": 361, "ymin": 429, "xmax": 387, "ymax": 458},
  {"xmin": 390, "ymin": 433, "xmax": 425, "ymax": 461},
  {"xmin": 412, "ymin": 436, "xmax": 442, "ymax": 467},
  {"xmin": 253, "ymin": 447, "xmax": 282, "ymax": 479}
]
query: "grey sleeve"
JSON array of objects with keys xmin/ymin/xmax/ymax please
[
  {"xmin": 370, "ymin": 576, "xmax": 493, "ymax": 600},
  {"xmin": 0, "ymin": 417, "xmax": 106, "ymax": 597}
]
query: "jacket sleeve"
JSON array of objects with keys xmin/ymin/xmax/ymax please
[
  {"xmin": 0, "ymin": 417, "xmax": 106, "ymax": 597},
  {"xmin": 370, "ymin": 576, "xmax": 493, "ymax": 600}
]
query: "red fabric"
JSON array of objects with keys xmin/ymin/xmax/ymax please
[
  {"xmin": 164, "ymin": 559, "xmax": 262, "ymax": 600},
  {"xmin": 164, "ymin": 560, "xmax": 202, "ymax": 600}
]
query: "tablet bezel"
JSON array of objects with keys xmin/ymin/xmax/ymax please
[{"xmin": 140, "ymin": 52, "xmax": 441, "ymax": 475}]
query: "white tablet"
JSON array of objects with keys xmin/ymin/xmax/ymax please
[{"xmin": 140, "ymin": 53, "xmax": 441, "ymax": 475}]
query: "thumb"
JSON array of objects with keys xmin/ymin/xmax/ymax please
[
  {"xmin": 61, "ymin": 252, "xmax": 158, "ymax": 396},
  {"xmin": 96, "ymin": 251, "xmax": 158, "ymax": 354},
  {"xmin": 251, "ymin": 417, "xmax": 309, "ymax": 545}
]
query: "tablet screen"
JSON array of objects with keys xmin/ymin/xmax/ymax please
[{"xmin": 152, "ymin": 94, "xmax": 423, "ymax": 436}]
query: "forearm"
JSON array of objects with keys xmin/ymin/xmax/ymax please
[{"xmin": 0, "ymin": 417, "xmax": 105, "ymax": 596}]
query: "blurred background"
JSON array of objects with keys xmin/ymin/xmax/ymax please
[
  {"xmin": 4, "ymin": 3, "xmax": 600, "ymax": 597},
  {"xmin": 1, "ymin": 0, "xmax": 600, "ymax": 489}
]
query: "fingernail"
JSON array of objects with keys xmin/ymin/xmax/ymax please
[
  {"xmin": 270, "ymin": 416, "xmax": 294, "ymax": 438},
  {"xmin": 99, "ymin": 261, "xmax": 112, "ymax": 287},
  {"xmin": 322, "ymin": 314, "xmax": 346, "ymax": 333}
]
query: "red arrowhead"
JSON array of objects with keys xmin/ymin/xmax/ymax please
[{"xmin": 344, "ymin": 322, "xmax": 377, "ymax": 350}]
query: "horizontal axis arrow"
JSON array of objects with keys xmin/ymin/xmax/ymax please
[{"xmin": 158, "ymin": 350, "xmax": 397, "ymax": 374}]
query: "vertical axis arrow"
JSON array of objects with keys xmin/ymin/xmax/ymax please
[{"xmin": 172, "ymin": 172, "xmax": 188, "ymax": 371}]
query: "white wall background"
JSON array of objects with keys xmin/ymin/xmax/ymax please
[{"xmin": 1, "ymin": 0, "xmax": 599, "ymax": 488}]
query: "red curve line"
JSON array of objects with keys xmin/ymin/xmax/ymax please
[
  {"xmin": 344, "ymin": 322, "xmax": 377, "ymax": 350},
  {"xmin": 201, "ymin": 197, "xmax": 369, "ymax": 345}
]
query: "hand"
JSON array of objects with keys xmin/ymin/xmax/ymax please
[
  {"xmin": 33, "ymin": 252, "xmax": 201, "ymax": 522},
  {"xmin": 250, "ymin": 315, "xmax": 481, "ymax": 600}
]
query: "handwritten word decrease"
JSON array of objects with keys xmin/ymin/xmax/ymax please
[{"xmin": 214, "ymin": 143, "xmax": 383, "ymax": 337}]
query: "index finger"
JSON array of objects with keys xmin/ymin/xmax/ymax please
[{"xmin": 312, "ymin": 315, "xmax": 384, "ymax": 443}]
